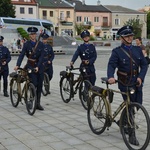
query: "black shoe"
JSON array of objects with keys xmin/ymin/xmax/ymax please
[
  {"xmin": 36, "ymin": 104, "xmax": 44, "ymax": 111},
  {"xmin": 48, "ymin": 91, "xmax": 51, "ymax": 94},
  {"xmin": 4, "ymin": 91, "xmax": 9, "ymax": 97},
  {"xmin": 129, "ymin": 134, "xmax": 139, "ymax": 146}
]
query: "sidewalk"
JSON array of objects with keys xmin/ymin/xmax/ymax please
[{"xmin": 0, "ymin": 55, "xmax": 149, "ymax": 150}]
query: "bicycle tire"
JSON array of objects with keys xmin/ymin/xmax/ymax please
[
  {"xmin": 26, "ymin": 83, "xmax": 37, "ymax": 115},
  {"xmin": 87, "ymin": 94, "xmax": 108, "ymax": 135},
  {"xmin": 42, "ymin": 72, "xmax": 50, "ymax": 96},
  {"xmin": 10, "ymin": 78, "xmax": 20, "ymax": 107},
  {"xmin": 79, "ymin": 80, "xmax": 92, "ymax": 110},
  {"xmin": 120, "ymin": 103, "xmax": 150, "ymax": 150},
  {"xmin": 60, "ymin": 76, "xmax": 72, "ymax": 103}
]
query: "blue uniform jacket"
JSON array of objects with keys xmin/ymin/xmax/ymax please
[
  {"xmin": 71, "ymin": 43, "xmax": 97, "ymax": 72},
  {"xmin": 0, "ymin": 46, "xmax": 11, "ymax": 71},
  {"xmin": 107, "ymin": 43, "xmax": 148, "ymax": 85},
  {"xmin": 16, "ymin": 40, "xmax": 45, "ymax": 73},
  {"xmin": 43, "ymin": 44, "xmax": 54, "ymax": 69}
]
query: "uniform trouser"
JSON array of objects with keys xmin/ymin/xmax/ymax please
[
  {"xmin": 85, "ymin": 70, "xmax": 96, "ymax": 86},
  {"xmin": 120, "ymin": 85, "xmax": 143, "ymax": 104},
  {"xmin": 0, "ymin": 70, "xmax": 9, "ymax": 92},
  {"xmin": 28, "ymin": 72, "xmax": 44, "ymax": 104},
  {"xmin": 45, "ymin": 66, "xmax": 53, "ymax": 81}
]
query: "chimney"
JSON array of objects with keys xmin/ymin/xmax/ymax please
[
  {"xmin": 82, "ymin": 0, "xmax": 85, "ymax": 5},
  {"xmin": 97, "ymin": 0, "xmax": 100, "ymax": 5}
]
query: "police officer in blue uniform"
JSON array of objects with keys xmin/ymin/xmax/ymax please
[
  {"xmin": 70, "ymin": 30, "xmax": 97, "ymax": 85},
  {"xmin": 14, "ymin": 27, "xmax": 45, "ymax": 110},
  {"xmin": 0, "ymin": 36, "xmax": 11, "ymax": 97},
  {"xmin": 42, "ymin": 33, "xmax": 55, "ymax": 93},
  {"xmin": 107, "ymin": 26, "xmax": 148, "ymax": 146}
]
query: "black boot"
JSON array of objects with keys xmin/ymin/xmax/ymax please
[
  {"xmin": 37, "ymin": 104, "xmax": 44, "ymax": 110},
  {"xmin": 128, "ymin": 128, "xmax": 139, "ymax": 146},
  {"xmin": 4, "ymin": 91, "xmax": 9, "ymax": 97},
  {"xmin": 36, "ymin": 94, "xmax": 44, "ymax": 110}
]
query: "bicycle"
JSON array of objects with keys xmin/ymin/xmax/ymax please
[
  {"xmin": 59, "ymin": 66, "xmax": 92, "ymax": 110},
  {"xmin": 9, "ymin": 68, "xmax": 37, "ymax": 115},
  {"xmin": 87, "ymin": 77, "xmax": 150, "ymax": 150},
  {"xmin": 42, "ymin": 72, "xmax": 50, "ymax": 96}
]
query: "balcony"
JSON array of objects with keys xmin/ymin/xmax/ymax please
[
  {"xmin": 59, "ymin": 17, "xmax": 68, "ymax": 23},
  {"xmin": 83, "ymin": 21, "xmax": 92, "ymax": 26}
]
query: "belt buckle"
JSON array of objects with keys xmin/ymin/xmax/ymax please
[{"xmin": 133, "ymin": 70, "xmax": 137, "ymax": 75}]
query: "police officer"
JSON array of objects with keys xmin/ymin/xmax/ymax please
[
  {"xmin": 14, "ymin": 27, "xmax": 45, "ymax": 110},
  {"xmin": 0, "ymin": 36, "xmax": 11, "ymax": 97},
  {"xmin": 107, "ymin": 26, "xmax": 148, "ymax": 146},
  {"xmin": 70, "ymin": 30, "xmax": 97, "ymax": 85},
  {"xmin": 42, "ymin": 33, "xmax": 55, "ymax": 93}
]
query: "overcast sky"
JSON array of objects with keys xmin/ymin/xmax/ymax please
[{"xmin": 83, "ymin": 0, "xmax": 150, "ymax": 10}]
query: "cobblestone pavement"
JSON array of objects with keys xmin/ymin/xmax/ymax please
[{"xmin": 0, "ymin": 53, "xmax": 150, "ymax": 150}]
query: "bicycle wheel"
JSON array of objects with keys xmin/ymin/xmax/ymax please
[
  {"xmin": 79, "ymin": 80, "xmax": 92, "ymax": 110},
  {"xmin": 42, "ymin": 72, "xmax": 50, "ymax": 96},
  {"xmin": 26, "ymin": 83, "xmax": 37, "ymax": 115},
  {"xmin": 60, "ymin": 76, "xmax": 72, "ymax": 103},
  {"xmin": 120, "ymin": 103, "xmax": 150, "ymax": 150},
  {"xmin": 87, "ymin": 94, "xmax": 108, "ymax": 135},
  {"xmin": 10, "ymin": 78, "xmax": 20, "ymax": 107}
]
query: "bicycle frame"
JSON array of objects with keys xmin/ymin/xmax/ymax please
[
  {"xmin": 18, "ymin": 81, "xmax": 29, "ymax": 101},
  {"xmin": 89, "ymin": 80, "xmax": 134, "ymax": 127}
]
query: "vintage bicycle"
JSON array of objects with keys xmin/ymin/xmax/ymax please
[
  {"xmin": 59, "ymin": 66, "xmax": 92, "ymax": 110},
  {"xmin": 9, "ymin": 68, "xmax": 37, "ymax": 115},
  {"xmin": 87, "ymin": 77, "xmax": 150, "ymax": 150},
  {"xmin": 42, "ymin": 72, "xmax": 50, "ymax": 96}
]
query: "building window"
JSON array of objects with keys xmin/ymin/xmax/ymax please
[
  {"xmin": 50, "ymin": 11, "xmax": 53, "ymax": 17},
  {"xmin": 84, "ymin": 17, "xmax": 89, "ymax": 22},
  {"xmin": 115, "ymin": 18, "xmax": 120, "ymax": 25},
  {"xmin": 60, "ymin": 11, "xmax": 65, "ymax": 20},
  {"xmin": 77, "ymin": 16, "xmax": 82, "ymax": 22},
  {"xmin": 28, "ymin": 8, "xmax": 33, "ymax": 14},
  {"xmin": 103, "ymin": 17, "xmax": 108, "ymax": 26},
  {"xmin": 94, "ymin": 17, "xmax": 99, "ymax": 22},
  {"xmin": 20, "ymin": 7, "xmax": 25, "ymax": 14},
  {"xmin": 42, "ymin": 10, "xmax": 47, "ymax": 19},
  {"xmin": 66, "ymin": 11, "xmax": 70, "ymax": 18}
]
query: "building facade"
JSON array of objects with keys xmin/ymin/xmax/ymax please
[
  {"xmin": 105, "ymin": 5, "xmax": 147, "ymax": 39},
  {"xmin": 11, "ymin": 0, "xmax": 147, "ymax": 38},
  {"xmin": 11, "ymin": 0, "xmax": 38, "ymax": 19},
  {"xmin": 36, "ymin": 0, "xmax": 75, "ymax": 36}
]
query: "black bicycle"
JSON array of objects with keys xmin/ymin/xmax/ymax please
[
  {"xmin": 59, "ymin": 66, "xmax": 92, "ymax": 110},
  {"xmin": 9, "ymin": 68, "xmax": 37, "ymax": 115},
  {"xmin": 42, "ymin": 72, "xmax": 50, "ymax": 96},
  {"xmin": 87, "ymin": 77, "xmax": 150, "ymax": 150}
]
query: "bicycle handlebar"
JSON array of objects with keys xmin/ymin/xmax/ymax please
[
  {"xmin": 17, "ymin": 67, "xmax": 36, "ymax": 74},
  {"xmin": 101, "ymin": 77, "xmax": 139, "ymax": 87}
]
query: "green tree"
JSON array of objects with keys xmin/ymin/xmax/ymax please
[
  {"xmin": 75, "ymin": 23, "xmax": 85, "ymax": 35},
  {"xmin": 124, "ymin": 17, "xmax": 143, "ymax": 38},
  {"xmin": 0, "ymin": 0, "xmax": 15, "ymax": 17},
  {"xmin": 147, "ymin": 11, "xmax": 150, "ymax": 38}
]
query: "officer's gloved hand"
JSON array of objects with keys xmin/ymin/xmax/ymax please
[
  {"xmin": 70, "ymin": 61, "xmax": 73, "ymax": 66},
  {"xmin": 14, "ymin": 66, "xmax": 19, "ymax": 71},
  {"xmin": 34, "ymin": 67, "xmax": 38, "ymax": 73},
  {"xmin": 136, "ymin": 78, "xmax": 142, "ymax": 87}
]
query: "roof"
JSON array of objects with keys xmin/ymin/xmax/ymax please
[
  {"xmin": 104, "ymin": 5, "xmax": 145, "ymax": 14},
  {"xmin": 66, "ymin": 0, "xmax": 111, "ymax": 12},
  {"xmin": 36, "ymin": 0, "xmax": 74, "ymax": 8},
  {"xmin": 11, "ymin": 0, "xmax": 37, "ymax": 6}
]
